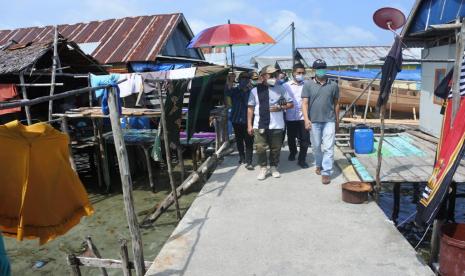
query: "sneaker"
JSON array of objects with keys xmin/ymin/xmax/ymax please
[
  {"xmin": 288, "ymin": 154, "xmax": 296, "ymax": 161},
  {"xmin": 257, "ymin": 166, "xmax": 268, "ymax": 180},
  {"xmin": 322, "ymin": 175, "xmax": 331, "ymax": 185},
  {"xmin": 246, "ymin": 163, "xmax": 254, "ymax": 170},
  {"xmin": 315, "ymin": 167, "xmax": 322, "ymax": 175},
  {"xmin": 298, "ymin": 161, "xmax": 309, "ymax": 168},
  {"xmin": 270, "ymin": 166, "xmax": 281, "ymax": 178}
]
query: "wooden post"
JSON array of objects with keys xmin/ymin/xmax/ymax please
[
  {"xmin": 119, "ymin": 239, "xmax": 132, "ymax": 276},
  {"xmin": 67, "ymin": 254, "xmax": 82, "ymax": 276},
  {"xmin": 85, "ymin": 236, "xmax": 108, "ymax": 276},
  {"xmin": 87, "ymin": 75, "xmax": 104, "ymax": 188},
  {"xmin": 213, "ymin": 117, "xmax": 220, "ymax": 152},
  {"xmin": 107, "ymin": 87, "xmax": 145, "ymax": 276},
  {"xmin": 413, "ymin": 107, "xmax": 417, "ymax": 121},
  {"xmin": 363, "ymin": 86, "xmax": 372, "ymax": 124},
  {"xmin": 142, "ymin": 146, "xmax": 155, "ymax": 190},
  {"xmin": 392, "ymin": 183, "xmax": 400, "ymax": 225},
  {"xmin": 48, "ymin": 26, "xmax": 59, "ymax": 121},
  {"xmin": 61, "ymin": 116, "xmax": 77, "ymax": 171},
  {"xmin": 156, "ymin": 83, "xmax": 182, "ymax": 220},
  {"xmin": 19, "ymin": 71, "xmax": 32, "ymax": 125},
  {"xmin": 375, "ymin": 104, "xmax": 387, "ymax": 201},
  {"xmin": 177, "ymin": 147, "xmax": 185, "ymax": 181}
]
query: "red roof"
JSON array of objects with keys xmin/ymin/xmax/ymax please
[{"xmin": 0, "ymin": 13, "xmax": 183, "ymax": 64}]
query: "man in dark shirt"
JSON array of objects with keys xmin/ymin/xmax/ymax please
[
  {"xmin": 302, "ymin": 59, "xmax": 339, "ymax": 184},
  {"xmin": 225, "ymin": 71, "xmax": 254, "ymax": 169}
]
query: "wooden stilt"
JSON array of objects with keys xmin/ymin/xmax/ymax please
[
  {"xmin": 156, "ymin": 83, "xmax": 182, "ymax": 220},
  {"xmin": 177, "ymin": 147, "xmax": 185, "ymax": 181},
  {"xmin": 119, "ymin": 239, "xmax": 132, "ymax": 276},
  {"xmin": 87, "ymin": 75, "xmax": 104, "ymax": 188},
  {"xmin": 363, "ymin": 86, "xmax": 372, "ymax": 124},
  {"xmin": 392, "ymin": 183, "xmax": 400, "ymax": 225},
  {"xmin": 48, "ymin": 26, "xmax": 59, "ymax": 121},
  {"xmin": 142, "ymin": 141, "xmax": 231, "ymax": 225},
  {"xmin": 61, "ymin": 116, "xmax": 77, "ymax": 171},
  {"xmin": 107, "ymin": 87, "xmax": 145, "ymax": 276},
  {"xmin": 142, "ymin": 146, "xmax": 155, "ymax": 190},
  {"xmin": 413, "ymin": 107, "xmax": 417, "ymax": 121},
  {"xmin": 19, "ymin": 72, "xmax": 32, "ymax": 125},
  {"xmin": 85, "ymin": 236, "xmax": 108, "ymax": 276},
  {"xmin": 67, "ymin": 255, "xmax": 82, "ymax": 276},
  {"xmin": 375, "ymin": 104, "xmax": 387, "ymax": 201}
]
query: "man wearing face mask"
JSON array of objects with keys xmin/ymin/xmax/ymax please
[
  {"xmin": 225, "ymin": 71, "xmax": 254, "ymax": 169},
  {"xmin": 249, "ymin": 71, "xmax": 259, "ymax": 87},
  {"xmin": 301, "ymin": 59, "xmax": 339, "ymax": 185},
  {"xmin": 247, "ymin": 65, "xmax": 294, "ymax": 180},
  {"xmin": 283, "ymin": 63, "xmax": 310, "ymax": 168}
]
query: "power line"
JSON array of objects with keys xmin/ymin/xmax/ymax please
[
  {"xmin": 234, "ymin": 25, "xmax": 292, "ymax": 58},
  {"xmin": 236, "ymin": 29, "xmax": 292, "ymax": 65}
]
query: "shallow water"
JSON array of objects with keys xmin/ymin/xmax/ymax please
[
  {"xmin": 378, "ymin": 183, "xmax": 465, "ymax": 261},
  {"xmin": 4, "ymin": 153, "xmax": 202, "ymax": 276}
]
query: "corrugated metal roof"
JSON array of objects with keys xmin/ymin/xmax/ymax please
[
  {"xmin": 275, "ymin": 59, "xmax": 293, "ymax": 70},
  {"xmin": 250, "ymin": 56, "xmax": 291, "ymax": 69},
  {"xmin": 296, "ymin": 46, "xmax": 421, "ymax": 67},
  {"xmin": 0, "ymin": 13, "xmax": 183, "ymax": 64}
]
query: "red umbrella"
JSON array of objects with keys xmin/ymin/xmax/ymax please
[{"xmin": 187, "ymin": 22, "xmax": 275, "ymax": 69}]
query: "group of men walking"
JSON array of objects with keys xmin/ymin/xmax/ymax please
[{"xmin": 225, "ymin": 59, "xmax": 339, "ymax": 184}]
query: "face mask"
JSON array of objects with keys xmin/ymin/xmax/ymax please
[
  {"xmin": 239, "ymin": 79, "xmax": 249, "ymax": 88},
  {"xmin": 294, "ymin": 74, "xmax": 304, "ymax": 83},
  {"xmin": 277, "ymin": 79, "xmax": 286, "ymax": 85},
  {"xmin": 266, "ymin": 78, "xmax": 276, "ymax": 86},
  {"xmin": 250, "ymin": 80, "xmax": 258, "ymax": 86},
  {"xmin": 315, "ymin": 69, "xmax": 327, "ymax": 78}
]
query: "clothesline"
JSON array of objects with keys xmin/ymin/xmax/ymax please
[{"xmin": 0, "ymin": 78, "xmax": 127, "ymax": 110}]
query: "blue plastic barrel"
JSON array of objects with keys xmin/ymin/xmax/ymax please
[{"xmin": 354, "ymin": 128, "xmax": 374, "ymax": 154}]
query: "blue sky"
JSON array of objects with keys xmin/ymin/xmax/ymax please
[{"xmin": 1, "ymin": 0, "xmax": 416, "ymax": 66}]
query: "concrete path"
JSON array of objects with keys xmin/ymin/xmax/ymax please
[{"xmin": 146, "ymin": 147, "xmax": 433, "ymax": 276}]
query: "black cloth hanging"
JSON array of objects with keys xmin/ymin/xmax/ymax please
[
  {"xmin": 377, "ymin": 36, "xmax": 403, "ymax": 108},
  {"xmin": 434, "ymin": 69, "xmax": 454, "ymax": 100}
]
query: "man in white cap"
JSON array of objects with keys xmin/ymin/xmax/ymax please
[{"xmin": 247, "ymin": 65, "xmax": 294, "ymax": 180}]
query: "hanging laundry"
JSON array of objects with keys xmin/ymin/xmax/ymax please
[
  {"xmin": 377, "ymin": 36, "xmax": 403, "ymax": 108},
  {"xmin": 416, "ymin": 52, "xmax": 465, "ymax": 227},
  {"xmin": 163, "ymin": 80, "xmax": 188, "ymax": 148},
  {"xmin": 90, "ymin": 74, "xmax": 119, "ymax": 98},
  {"xmin": 141, "ymin": 71, "xmax": 169, "ymax": 93},
  {"xmin": 0, "ymin": 84, "xmax": 21, "ymax": 115},
  {"xmin": 0, "ymin": 120, "xmax": 94, "ymax": 244},
  {"xmin": 118, "ymin": 74, "xmax": 143, "ymax": 98}
]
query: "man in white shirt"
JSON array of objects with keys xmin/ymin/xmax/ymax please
[
  {"xmin": 283, "ymin": 63, "xmax": 310, "ymax": 168},
  {"xmin": 247, "ymin": 65, "xmax": 294, "ymax": 180}
]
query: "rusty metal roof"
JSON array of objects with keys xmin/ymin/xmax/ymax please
[
  {"xmin": 0, "ymin": 13, "xmax": 185, "ymax": 64},
  {"xmin": 296, "ymin": 46, "xmax": 421, "ymax": 67}
]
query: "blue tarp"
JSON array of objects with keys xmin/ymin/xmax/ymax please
[
  {"xmin": 326, "ymin": 69, "xmax": 421, "ymax": 82},
  {"xmin": 408, "ymin": 0, "xmax": 465, "ymax": 34},
  {"xmin": 130, "ymin": 62, "xmax": 191, "ymax": 72}
]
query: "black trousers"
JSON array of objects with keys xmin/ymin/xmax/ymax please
[
  {"xmin": 286, "ymin": 120, "xmax": 310, "ymax": 162},
  {"xmin": 233, "ymin": 123, "xmax": 254, "ymax": 164}
]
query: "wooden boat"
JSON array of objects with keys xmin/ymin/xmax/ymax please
[{"xmin": 338, "ymin": 80, "xmax": 420, "ymax": 114}]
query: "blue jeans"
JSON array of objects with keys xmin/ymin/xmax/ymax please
[{"xmin": 311, "ymin": 122, "xmax": 336, "ymax": 176}]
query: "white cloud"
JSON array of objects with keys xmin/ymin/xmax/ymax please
[
  {"xmin": 189, "ymin": 18, "xmax": 211, "ymax": 35},
  {"xmin": 267, "ymin": 10, "xmax": 378, "ymax": 47}
]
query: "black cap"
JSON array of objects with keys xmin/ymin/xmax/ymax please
[{"xmin": 312, "ymin": 59, "xmax": 327, "ymax": 69}]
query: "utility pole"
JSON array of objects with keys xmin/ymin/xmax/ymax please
[{"xmin": 291, "ymin": 22, "xmax": 296, "ymax": 65}]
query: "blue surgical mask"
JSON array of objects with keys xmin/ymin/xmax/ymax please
[
  {"xmin": 294, "ymin": 74, "xmax": 304, "ymax": 83},
  {"xmin": 277, "ymin": 79, "xmax": 286, "ymax": 85},
  {"xmin": 315, "ymin": 69, "xmax": 327, "ymax": 78}
]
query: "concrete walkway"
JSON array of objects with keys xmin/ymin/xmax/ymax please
[{"xmin": 146, "ymin": 147, "xmax": 433, "ymax": 276}]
